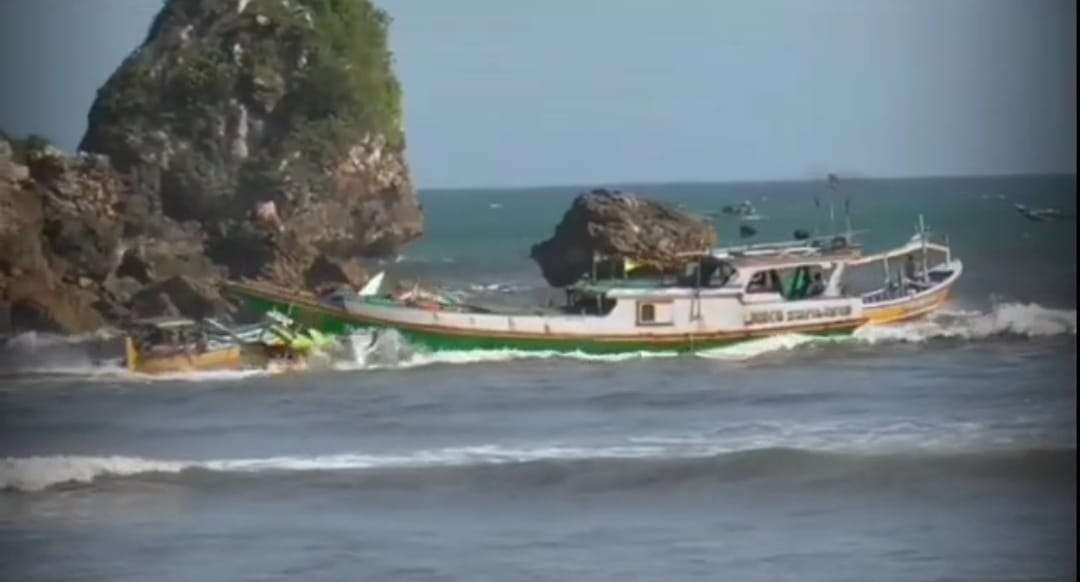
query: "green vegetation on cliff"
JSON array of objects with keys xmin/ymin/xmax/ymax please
[
  {"xmin": 83, "ymin": 0, "xmax": 405, "ymax": 175},
  {"xmin": 79, "ymin": 0, "xmax": 422, "ymax": 289}
]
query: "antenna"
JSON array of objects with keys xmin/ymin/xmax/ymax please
[
  {"xmin": 918, "ymin": 214, "xmax": 928, "ymax": 282},
  {"xmin": 827, "ymin": 173, "xmax": 840, "ymax": 235},
  {"xmin": 843, "ymin": 194, "xmax": 853, "ymax": 243}
]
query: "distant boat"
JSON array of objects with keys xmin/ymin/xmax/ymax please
[
  {"xmin": 721, "ymin": 200, "xmax": 767, "ymax": 221},
  {"xmin": 1014, "ymin": 203, "xmax": 1069, "ymax": 222},
  {"xmin": 721, "ymin": 200, "xmax": 755, "ymax": 216}
]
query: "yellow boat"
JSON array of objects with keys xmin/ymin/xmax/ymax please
[{"xmin": 123, "ymin": 318, "xmax": 244, "ymax": 374}]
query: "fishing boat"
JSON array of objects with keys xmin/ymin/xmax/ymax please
[
  {"xmin": 225, "ymin": 216, "xmax": 961, "ymax": 354},
  {"xmin": 123, "ymin": 317, "xmax": 245, "ymax": 374},
  {"xmin": 719, "ymin": 200, "xmax": 766, "ymax": 221},
  {"xmin": 1014, "ymin": 203, "xmax": 1069, "ymax": 222},
  {"xmin": 123, "ymin": 314, "xmax": 330, "ymax": 374}
]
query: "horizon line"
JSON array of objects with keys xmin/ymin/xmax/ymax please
[{"xmin": 417, "ymin": 171, "xmax": 1078, "ymax": 192}]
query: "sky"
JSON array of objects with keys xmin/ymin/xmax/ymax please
[{"xmin": 0, "ymin": 0, "xmax": 1075, "ymax": 188}]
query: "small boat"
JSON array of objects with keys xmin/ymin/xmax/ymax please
[
  {"xmin": 738, "ymin": 223, "xmax": 758, "ymax": 238},
  {"xmin": 1014, "ymin": 203, "xmax": 1068, "ymax": 222},
  {"xmin": 123, "ymin": 317, "xmax": 245, "ymax": 374},
  {"xmin": 225, "ymin": 216, "xmax": 961, "ymax": 354},
  {"xmin": 721, "ymin": 200, "xmax": 756, "ymax": 216},
  {"xmin": 123, "ymin": 315, "xmax": 326, "ymax": 375}
]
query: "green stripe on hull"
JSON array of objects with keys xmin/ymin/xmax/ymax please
[{"xmin": 233, "ymin": 291, "xmax": 855, "ymax": 354}]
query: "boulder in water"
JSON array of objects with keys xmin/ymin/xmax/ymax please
[{"xmin": 530, "ymin": 189, "xmax": 716, "ymax": 287}]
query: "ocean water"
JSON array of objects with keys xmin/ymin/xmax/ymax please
[{"xmin": 1, "ymin": 176, "xmax": 1076, "ymax": 581}]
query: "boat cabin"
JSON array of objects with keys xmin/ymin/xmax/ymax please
[
  {"xmin": 128, "ymin": 317, "xmax": 211, "ymax": 355},
  {"xmin": 563, "ymin": 247, "xmax": 855, "ymax": 323}
]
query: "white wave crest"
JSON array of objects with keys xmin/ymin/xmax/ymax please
[
  {"xmin": 335, "ymin": 329, "xmax": 678, "ymax": 371},
  {"xmin": 0, "ymin": 361, "xmax": 270, "ymax": 383},
  {"xmin": 4, "ymin": 304, "xmax": 1073, "ymax": 378},
  {"xmin": 0, "ymin": 446, "xmax": 671, "ymax": 492},
  {"xmin": 855, "ymin": 302, "xmax": 1076, "ymax": 344},
  {"xmin": 696, "ymin": 333, "xmax": 828, "ymax": 360},
  {"xmin": 0, "ymin": 455, "xmax": 188, "ymax": 492},
  {"xmin": 1, "ymin": 329, "xmax": 119, "ymax": 350},
  {"xmin": 4, "ymin": 415, "xmax": 1048, "ymax": 492},
  {"xmin": 333, "ymin": 302, "xmax": 1074, "ymax": 370}
]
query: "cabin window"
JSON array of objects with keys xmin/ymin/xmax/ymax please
[
  {"xmin": 567, "ymin": 290, "xmax": 617, "ymax": 315},
  {"xmin": 637, "ymin": 301, "xmax": 674, "ymax": 326},
  {"xmin": 746, "ymin": 270, "xmax": 783, "ymax": 294},
  {"xmin": 640, "ymin": 303, "xmax": 655, "ymax": 323},
  {"xmin": 746, "ymin": 267, "xmax": 831, "ymax": 299}
]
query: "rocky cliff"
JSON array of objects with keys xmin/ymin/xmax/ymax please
[
  {"xmin": 1, "ymin": 0, "xmax": 423, "ymax": 333},
  {"xmin": 1, "ymin": 136, "xmax": 234, "ymax": 333},
  {"xmin": 531, "ymin": 189, "xmax": 717, "ymax": 287}
]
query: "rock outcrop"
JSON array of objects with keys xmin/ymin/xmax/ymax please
[
  {"xmin": 79, "ymin": 0, "xmax": 422, "ymax": 288},
  {"xmin": 530, "ymin": 189, "xmax": 717, "ymax": 287},
  {"xmin": 1, "ymin": 0, "xmax": 424, "ymax": 333},
  {"xmin": 0, "ymin": 136, "xmax": 232, "ymax": 333}
]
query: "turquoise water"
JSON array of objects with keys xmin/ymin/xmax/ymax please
[{"xmin": 407, "ymin": 175, "xmax": 1077, "ymax": 309}]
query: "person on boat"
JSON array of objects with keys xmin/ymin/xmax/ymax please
[
  {"xmin": 807, "ymin": 271, "xmax": 826, "ymax": 297},
  {"xmin": 903, "ymin": 254, "xmax": 918, "ymax": 286},
  {"xmin": 747, "ymin": 271, "xmax": 767, "ymax": 292},
  {"xmin": 767, "ymin": 270, "xmax": 783, "ymax": 294},
  {"xmin": 747, "ymin": 270, "xmax": 783, "ymax": 294}
]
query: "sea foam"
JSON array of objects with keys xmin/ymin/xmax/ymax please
[
  {"xmin": 2, "ymin": 415, "xmax": 1056, "ymax": 492},
  {"xmin": 2, "ymin": 303, "xmax": 1073, "ymax": 378},
  {"xmin": 338, "ymin": 302, "xmax": 1076, "ymax": 369}
]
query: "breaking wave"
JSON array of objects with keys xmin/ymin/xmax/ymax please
[
  {"xmin": 334, "ymin": 329, "xmax": 679, "ymax": 371},
  {"xmin": 0, "ymin": 330, "xmax": 124, "ymax": 379},
  {"xmin": 3, "ymin": 437, "xmax": 1071, "ymax": 493},
  {"xmin": 1, "ymin": 329, "xmax": 119, "ymax": 349},
  {"xmin": 853, "ymin": 302, "xmax": 1076, "ymax": 344},
  {"xmin": 1, "ymin": 303, "xmax": 1073, "ymax": 378}
]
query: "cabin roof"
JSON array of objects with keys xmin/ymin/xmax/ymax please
[
  {"xmin": 718, "ymin": 247, "xmax": 863, "ymax": 269},
  {"xmin": 846, "ymin": 239, "xmax": 949, "ymax": 266},
  {"xmin": 133, "ymin": 316, "xmax": 198, "ymax": 329}
]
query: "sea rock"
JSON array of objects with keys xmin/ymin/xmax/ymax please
[
  {"xmin": 130, "ymin": 291, "xmax": 182, "ymax": 320},
  {"xmin": 2, "ymin": 0, "xmax": 426, "ymax": 333},
  {"xmin": 24, "ymin": 145, "xmax": 125, "ymax": 281},
  {"xmin": 304, "ymin": 254, "xmax": 368, "ymax": 290},
  {"xmin": 530, "ymin": 189, "xmax": 717, "ymax": 287},
  {"xmin": 0, "ymin": 140, "xmax": 29, "ymax": 183},
  {"xmin": 0, "ymin": 136, "xmax": 223, "ymax": 333},
  {"xmin": 0, "ymin": 145, "xmax": 47, "ymax": 278},
  {"xmin": 3, "ymin": 272, "xmax": 106, "ymax": 334},
  {"xmin": 129, "ymin": 275, "xmax": 233, "ymax": 321},
  {"xmin": 102, "ymin": 274, "xmax": 144, "ymax": 304},
  {"xmin": 1, "ymin": 137, "xmax": 110, "ymax": 333},
  {"xmin": 79, "ymin": 0, "xmax": 423, "ymax": 287}
]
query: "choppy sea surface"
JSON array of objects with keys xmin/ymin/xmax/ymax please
[{"xmin": 1, "ymin": 176, "xmax": 1076, "ymax": 581}]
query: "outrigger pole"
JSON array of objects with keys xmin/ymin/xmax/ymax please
[
  {"xmin": 827, "ymin": 173, "xmax": 840, "ymax": 235},
  {"xmin": 844, "ymin": 196, "xmax": 853, "ymax": 243},
  {"xmin": 918, "ymin": 214, "xmax": 929, "ymax": 282}
]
